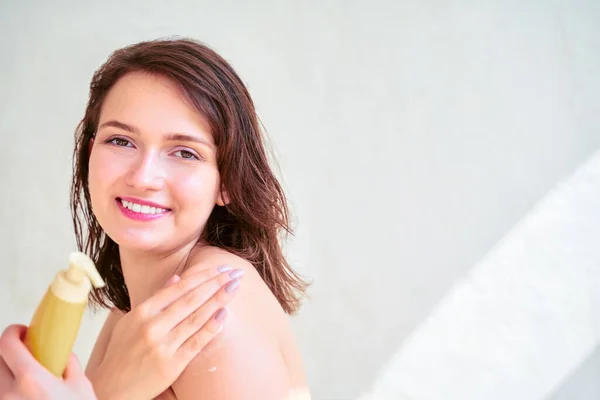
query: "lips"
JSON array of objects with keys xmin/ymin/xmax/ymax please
[
  {"xmin": 117, "ymin": 197, "xmax": 170, "ymax": 212},
  {"xmin": 124, "ymin": 201, "xmax": 165, "ymax": 215},
  {"xmin": 116, "ymin": 197, "xmax": 171, "ymax": 222}
]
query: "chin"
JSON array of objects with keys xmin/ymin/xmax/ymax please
[{"xmin": 108, "ymin": 229, "xmax": 170, "ymax": 253}]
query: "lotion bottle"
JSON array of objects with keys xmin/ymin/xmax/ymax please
[{"xmin": 24, "ymin": 251, "xmax": 105, "ymax": 377}]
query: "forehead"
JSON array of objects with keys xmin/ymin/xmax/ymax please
[{"xmin": 99, "ymin": 72, "xmax": 213, "ymax": 143}]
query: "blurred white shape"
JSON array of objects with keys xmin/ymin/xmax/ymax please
[{"xmin": 361, "ymin": 149, "xmax": 600, "ymax": 400}]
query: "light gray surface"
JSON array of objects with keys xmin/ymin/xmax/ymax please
[
  {"xmin": 549, "ymin": 343, "xmax": 600, "ymax": 400},
  {"xmin": 0, "ymin": 1, "xmax": 599, "ymax": 399},
  {"xmin": 362, "ymin": 150, "xmax": 600, "ymax": 399}
]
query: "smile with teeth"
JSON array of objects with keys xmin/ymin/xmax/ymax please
[{"xmin": 120, "ymin": 199, "xmax": 169, "ymax": 214}]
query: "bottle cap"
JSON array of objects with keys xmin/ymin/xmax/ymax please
[{"xmin": 50, "ymin": 252, "xmax": 105, "ymax": 303}]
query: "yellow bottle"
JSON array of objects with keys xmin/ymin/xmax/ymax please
[{"xmin": 24, "ymin": 251, "xmax": 105, "ymax": 377}]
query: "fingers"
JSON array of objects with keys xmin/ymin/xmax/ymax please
[
  {"xmin": 0, "ymin": 325, "xmax": 36, "ymax": 378},
  {"xmin": 161, "ymin": 268, "xmax": 243, "ymax": 334},
  {"xmin": 176, "ymin": 307, "xmax": 229, "ymax": 363},
  {"xmin": 164, "ymin": 275, "xmax": 181, "ymax": 287},
  {"xmin": 64, "ymin": 353, "xmax": 96, "ymax": 396},
  {"xmin": 139, "ymin": 266, "xmax": 232, "ymax": 315},
  {"xmin": 63, "ymin": 353, "xmax": 85, "ymax": 381},
  {"xmin": 0, "ymin": 356, "xmax": 15, "ymax": 397},
  {"xmin": 0, "ymin": 325, "xmax": 54, "ymax": 399},
  {"xmin": 169, "ymin": 275, "xmax": 241, "ymax": 351}
]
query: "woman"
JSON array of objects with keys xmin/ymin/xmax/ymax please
[{"xmin": 1, "ymin": 37, "xmax": 310, "ymax": 399}]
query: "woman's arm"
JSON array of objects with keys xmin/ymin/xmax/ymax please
[
  {"xmin": 85, "ymin": 308, "xmax": 123, "ymax": 376},
  {"xmin": 171, "ymin": 251, "xmax": 302, "ymax": 400},
  {"xmin": 88, "ymin": 267, "xmax": 242, "ymax": 400}
]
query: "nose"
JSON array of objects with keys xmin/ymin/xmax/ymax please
[{"xmin": 124, "ymin": 150, "xmax": 165, "ymax": 191}]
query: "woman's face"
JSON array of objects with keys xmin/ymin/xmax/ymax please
[{"xmin": 88, "ymin": 72, "xmax": 226, "ymax": 254}]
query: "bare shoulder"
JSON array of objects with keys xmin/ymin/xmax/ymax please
[
  {"xmin": 181, "ymin": 246, "xmax": 292, "ymax": 347},
  {"xmin": 185, "ymin": 246, "xmax": 259, "ymax": 280},
  {"xmin": 172, "ymin": 245, "xmax": 309, "ymax": 400},
  {"xmin": 184, "ymin": 246, "xmax": 285, "ymax": 323}
]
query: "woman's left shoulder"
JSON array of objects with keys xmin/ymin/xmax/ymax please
[
  {"xmin": 184, "ymin": 245, "xmax": 285, "ymax": 318},
  {"xmin": 187, "ymin": 245, "xmax": 254, "ymax": 274},
  {"xmin": 171, "ymin": 245, "xmax": 297, "ymax": 399}
]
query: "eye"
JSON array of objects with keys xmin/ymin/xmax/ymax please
[
  {"xmin": 107, "ymin": 137, "xmax": 133, "ymax": 147},
  {"xmin": 173, "ymin": 149, "xmax": 200, "ymax": 160}
]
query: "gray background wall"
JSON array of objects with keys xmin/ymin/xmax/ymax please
[{"xmin": 1, "ymin": 1, "xmax": 599, "ymax": 399}]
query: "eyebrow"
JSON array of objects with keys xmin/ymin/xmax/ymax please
[{"xmin": 98, "ymin": 120, "xmax": 215, "ymax": 149}]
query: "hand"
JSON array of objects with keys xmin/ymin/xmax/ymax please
[
  {"xmin": 89, "ymin": 265, "xmax": 243, "ymax": 400},
  {"xmin": 0, "ymin": 324, "xmax": 98, "ymax": 400}
]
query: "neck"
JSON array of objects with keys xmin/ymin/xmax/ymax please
[{"xmin": 119, "ymin": 242, "xmax": 198, "ymax": 308}]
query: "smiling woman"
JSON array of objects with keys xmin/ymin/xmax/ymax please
[
  {"xmin": 71, "ymin": 38, "xmax": 312, "ymax": 399},
  {"xmin": 0, "ymin": 36, "xmax": 311, "ymax": 400}
]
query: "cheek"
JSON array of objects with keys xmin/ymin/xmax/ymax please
[
  {"xmin": 88, "ymin": 149, "xmax": 125, "ymax": 198},
  {"xmin": 171, "ymin": 169, "xmax": 221, "ymax": 209}
]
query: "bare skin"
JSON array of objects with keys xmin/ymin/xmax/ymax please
[{"xmin": 86, "ymin": 246, "xmax": 309, "ymax": 400}]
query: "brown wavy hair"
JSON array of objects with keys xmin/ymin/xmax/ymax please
[{"xmin": 70, "ymin": 37, "xmax": 309, "ymax": 315}]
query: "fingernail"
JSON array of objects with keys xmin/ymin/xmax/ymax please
[
  {"xmin": 164, "ymin": 275, "xmax": 180, "ymax": 287},
  {"xmin": 229, "ymin": 269, "xmax": 244, "ymax": 279},
  {"xmin": 218, "ymin": 265, "xmax": 233, "ymax": 273},
  {"xmin": 214, "ymin": 308, "xmax": 228, "ymax": 322},
  {"xmin": 225, "ymin": 279, "xmax": 241, "ymax": 293}
]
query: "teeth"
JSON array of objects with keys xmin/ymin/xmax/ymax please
[{"xmin": 120, "ymin": 199, "xmax": 167, "ymax": 214}]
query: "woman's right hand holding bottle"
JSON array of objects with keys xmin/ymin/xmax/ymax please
[{"xmin": 89, "ymin": 265, "xmax": 243, "ymax": 400}]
